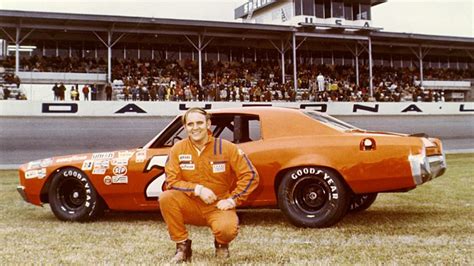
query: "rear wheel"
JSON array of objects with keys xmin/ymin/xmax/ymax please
[
  {"xmin": 349, "ymin": 193, "xmax": 378, "ymax": 212},
  {"xmin": 48, "ymin": 167, "xmax": 105, "ymax": 222},
  {"xmin": 277, "ymin": 167, "xmax": 350, "ymax": 228}
]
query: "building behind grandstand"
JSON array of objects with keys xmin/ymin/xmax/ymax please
[{"xmin": 0, "ymin": 0, "xmax": 472, "ymax": 102}]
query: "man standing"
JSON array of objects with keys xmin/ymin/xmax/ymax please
[
  {"xmin": 105, "ymin": 83, "xmax": 113, "ymax": 101},
  {"xmin": 52, "ymin": 83, "xmax": 59, "ymax": 100},
  {"xmin": 91, "ymin": 84, "xmax": 98, "ymax": 101},
  {"xmin": 160, "ymin": 107, "xmax": 259, "ymax": 263},
  {"xmin": 82, "ymin": 85, "xmax": 90, "ymax": 101},
  {"xmin": 58, "ymin": 83, "xmax": 67, "ymax": 101}
]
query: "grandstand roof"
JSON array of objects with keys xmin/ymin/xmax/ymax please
[{"xmin": 0, "ymin": 10, "xmax": 472, "ymax": 53}]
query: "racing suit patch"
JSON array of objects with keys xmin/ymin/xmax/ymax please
[
  {"xmin": 180, "ymin": 163, "xmax": 195, "ymax": 170},
  {"xmin": 179, "ymin": 154, "xmax": 192, "ymax": 162},
  {"xmin": 212, "ymin": 163, "xmax": 226, "ymax": 173}
]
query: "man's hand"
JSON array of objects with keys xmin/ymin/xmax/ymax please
[
  {"xmin": 194, "ymin": 184, "xmax": 217, "ymax": 204},
  {"xmin": 216, "ymin": 198, "xmax": 236, "ymax": 210}
]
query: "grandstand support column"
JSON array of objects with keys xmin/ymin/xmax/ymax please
[
  {"xmin": 15, "ymin": 27, "xmax": 19, "ymax": 74},
  {"xmin": 419, "ymin": 46, "xmax": 424, "ymax": 86},
  {"xmin": 108, "ymin": 31, "xmax": 112, "ymax": 83},
  {"xmin": 199, "ymin": 36, "xmax": 202, "ymax": 85},
  {"xmin": 409, "ymin": 45, "xmax": 431, "ymax": 87},
  {"xmin": 185, "ymin": 34, "xmax": 214, "ymax": 87},
  {"xmin": 368, "ymin": 37, "xmax": 373, "ymax": 97},
  {"xmin": 7, "ymin": 26, "xmax": 34, "ymax": 75},
  {"xmin": 355, "ymin": 46, "xmax": 359, "ymax": 86},
  {"xmin": 93, "ymin": 30, "xmax": 126, "ymax": 83},
  {"xmin": 269, "ymin": 39, "xmax": 288, "ymax": 85},
  {"xmin": 345, "ymin": 43, "xmax": 364, "ymax": 87},
  {"xmin": 292, "ymin": 33, "xmax": 298, "ymax": 91},
  {"xmin": 281, "ymin": 41, "xmax": 285, "ymax": 84}
]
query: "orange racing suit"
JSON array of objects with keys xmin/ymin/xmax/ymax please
[{"xmin": 159, "ymin": 134, "xmax": 259, "ymax": 244}]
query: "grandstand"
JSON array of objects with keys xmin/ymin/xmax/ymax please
[{"xmin": 0, "ymin": 1, "xmax": 472, "ymax": 102}]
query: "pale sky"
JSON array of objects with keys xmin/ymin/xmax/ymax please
[{"xmin": 0, "ymin": 0, "xmax": 472, "ymax": 37}]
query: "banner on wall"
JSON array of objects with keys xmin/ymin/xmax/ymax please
[{"xmin": 0, "ymin": 101, "xmax": 473, "ymax": 117}]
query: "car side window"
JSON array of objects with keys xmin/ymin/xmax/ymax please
[
  {"xmin": 153, "ymin": 114, "xmax": 261, "ymax": 148},
  {"xmin": 248, "ymin": 119, "xmax": 261, "ymax": 141},
  {"xmin": 212, "ymin": 114, "xmax": 261, "ymax": 144}
]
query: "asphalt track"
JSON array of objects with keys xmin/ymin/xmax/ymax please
[{"xmin": 1, "ymin": 115, "xmax": 473, "ymax": 168}]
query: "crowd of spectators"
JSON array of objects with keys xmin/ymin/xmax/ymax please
[
  {"xmin": 1, "ymin": 55, "xmax": 106, "ymax": 73},
  {"xmin": 1, "ymin": 55, "xmax": 472, "ymax": 102},
  {"xmin": 110, "ymin": 58, "xmax": 472, "ymax": 102}
]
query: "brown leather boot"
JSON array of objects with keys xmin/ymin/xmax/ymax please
[
  {"xmin": 214, "ymin": 240, "xmax": 230, "ymax": 259},
  {"xmin": 170, "ymin": 239, "xmax": 192, "ymax": 263}
]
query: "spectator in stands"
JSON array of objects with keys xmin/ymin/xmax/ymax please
[
  {"xmin": 123, "ymin": 86, "xmax": 130, "ymax": 101},
  {"xmin": 149, "ymin": 85, "xmax": 157, "ymax": 101},
  {"xmin": 82, "ymin": 85, "xmax": 90, "ymax": 101},
  {"xmin": 317, "ymin": 73, "xmax": 325, "ymax": 92},
  {"xmin": 131, "ymin": 85, "xmax": 139, "ymax": 101}
]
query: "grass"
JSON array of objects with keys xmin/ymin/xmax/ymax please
[{"xmin": 0, "ymin": 153, "xmax": 473, "ymax": 264}]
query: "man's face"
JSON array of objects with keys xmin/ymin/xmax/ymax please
[{"xmin": 184, "ymin": 112, "xmax": 210, "ymax": 145}]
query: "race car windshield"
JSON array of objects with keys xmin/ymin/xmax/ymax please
[{"xmin": 303, "ymin": 111, "xmax": 358, "ymax": 131}]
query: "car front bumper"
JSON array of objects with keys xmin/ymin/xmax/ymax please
[{"xmin": 17, "ymin": 185, "xmax": 29, "ymax": 203}]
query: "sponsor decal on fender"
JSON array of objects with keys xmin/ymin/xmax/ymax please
[
  {"xmin": 92, "ymin": 168, "xmax": 107, "ymax": 175},
  {"xmin": 111, "ymin": 157, "xmax": 129, "ymax": 166},
  {"xmin": 104, "ymin": 175, "xmax": 128, "ymax": 184},
  {"xmin": 92, "ymin": 152, "xmax": 115, "ymax": 160},
  {"xmin": 135, "ymin": 150, "xmax": 146, "ymax": 163},
  {"xmin": 94, "ymin": 160, "xmax": 110, "ymax": 169},
  {"xmin": 118, "ymin": 150, "xmax": 134, "ymax": 159},
  {"xmin": 112, "ymin": 175, "xmax": 128, "ymax": 184},
  {"xmin": 40, "ymin": 158, "xmax": 53, "ymax": 168},
  {"xmin": 25, "ymin": 168, "xmax": 47, "ymax": 179},
  {"xmin": 55, "ymin": 155, "xmax": 88, "ymax": 163},
  {"xmin": 104, "ymin": 175, "xmax": 112, "ymax": 185},
  {"xmin": 113, "ymin": 166, "xmax": 128, "ymax": 176},
  {"xmin": 82, "ymin": 160, "xmax": 93, "ymax": 171},
  {"xmin": 27, "ymin": 160, "xmax": 41, "ymax": 170}
]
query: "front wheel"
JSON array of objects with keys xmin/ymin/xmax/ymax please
[
  {"xmin": 349, "ymin": 193, "xmax": 378, "ymax": 212},
  {"xmin": 277, "ymin": 167, "xmax": 350, "ymax": 228},
  {"xmin": 48, "ymin": 167, "xmax": 105, "ymax": 222}
]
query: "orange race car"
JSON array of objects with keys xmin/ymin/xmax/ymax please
[{"xmin": 17, "ymin": 107, "xmax": 447, "ymax": 227}]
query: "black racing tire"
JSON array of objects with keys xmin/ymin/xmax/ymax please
[
  {"xmin": 48, "ymin": 167, "xmax": 105, "ymax": 222},
  {"xmin": 277, "ymin": 167, "xmax": 350, "ymax": 228},
  {"xmin": 349, "ymin": 193, "xmax": 378, "ymax": 212}
]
